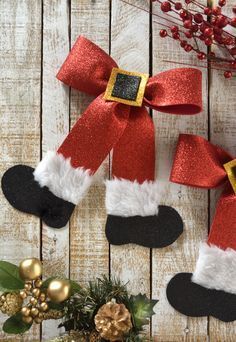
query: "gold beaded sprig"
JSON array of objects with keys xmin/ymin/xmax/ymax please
[
  {"xmin": 0, "ymin": 292, "xmax": 23, "ymax": 316},
  {"xmin": 20, "ymin": 278, "xmax": 48, "ymax": 324},
  {"xmin": 18, "ymin": 258, "xmax": 49, "ymax": 324}
]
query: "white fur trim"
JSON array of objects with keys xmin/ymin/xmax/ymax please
[
  {"xmin": 34, "ymin": 151, "xmax": 94, "ymax": 205},
  {"xmin": 105, "ymin": 178, "xmax": 160, "ymax": 217},
  {"xmin": 192, "ymin": 243, "xmax": 236, "ymax": 294}
]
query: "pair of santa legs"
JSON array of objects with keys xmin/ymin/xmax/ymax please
[{"xmin": 2, "ymin": 134, "xmax": 236, "ymax": 322}]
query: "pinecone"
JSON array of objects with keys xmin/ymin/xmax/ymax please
[
  {"xmin": 95, "ymin": 301, "xmax": 132, "ymax": 341},
  {"xmin": 0, "ymin": 292, "xmax": 23, "ymax": 316},
  {"xmin": 89, "ymin": 330, "xmax": 101, "ymax": 342},
  {"xmin": 42, "ymin": 309, "xmax": 64, "ymax": 320}
]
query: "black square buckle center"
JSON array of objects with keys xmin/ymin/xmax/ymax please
[{"xmin": 111, "ymin": 73, "xmax": 141, "ymax": 101}]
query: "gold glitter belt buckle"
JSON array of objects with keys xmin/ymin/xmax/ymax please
[
  {"xmin": 104, "ymin": 67, "xmax": 149, "ymax": 107},
  {"xmin": 224, "ymin": 159, "xmax": 236, "ymax": 194}
]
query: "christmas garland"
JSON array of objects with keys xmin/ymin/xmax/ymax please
[{"xmin": 0, "ymin": 258, "xmax": 157, "ymax": 341}]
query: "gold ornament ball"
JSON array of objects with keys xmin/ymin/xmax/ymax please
[
  {"xmin": 39, "ymin": 293, "xmax": 46, "ymax": 302},
  {"xmin": 34, "ymin": 316, "xmax": 43, "ymax": 324},
  {"xmin": 32, "ymin": 288, "xmax": 41, "ymax": 298},
  {"xmin": 47, "ymin": 279, "xmax": 71, "ymax": 303},
  {"xmin": 21, "ymin": 306, "xmax": 31, "ymax": 317},
  {"xmin": 31, "ymin": 307, "xmax": 39, "ymax": 317},
  {"xmin": 22, "ymin": 316, "xmax": 33, "ymax": 324},
  {"xmin": 30, "ymin": 297, "xmax": 38, "ymax": 306},
  {"xmin": 39, "ymin": 301, "xmax": 48, "ymax": 312},
  {"xmin": 19, "ymin": 258, "xmax": 43, "ymax": 281},
  {"xmin": 20, "ymin": 290, "xmax": 27, "ymax": 299},
  {"xmin": 35, "ymin": 279, "xmax": 43, "ymax": 288}
]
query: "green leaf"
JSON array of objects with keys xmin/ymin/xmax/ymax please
[
  {"xmin": 129, "ymin": 294, "xmax": 158, "ymax": 330},
  {"xmin": 0, "ymin": 261, "xmax": 24, "ymax": 291},
  {"xmin": 3, "ymin": 312, "xmax": 32, "ymax": 334}
]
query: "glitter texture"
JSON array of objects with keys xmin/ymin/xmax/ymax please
[
  {"xmin": 170, "ymin": 134, "xmax": 236, "ymax": 251},
  {"xmin": 56, "ymin": 36, "xmax": 202, "ymax": 183},
  {"xmin": 224, "ymin": 159, "xmax": 236, "ymax": 194}
]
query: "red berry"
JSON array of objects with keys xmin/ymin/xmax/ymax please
[
  {"xmin": 185, "ymin": 0, "xmax": 192, "ymax": 4},
  {"xmin": 205, "ymin": 38, "xmax": 213, "ymax": 46},
  {"xmin": 172, "ymin": 32, "xmax": 180, "ymax": 40},
  {"xmin": 233, "ymin": 6, "xmax": 236, "ymax": 15},
  {"xmin": 159, "ymin": 29, "xmax": 167, "ymax": 38},
  {"xmin": 214, "ymin": 34, "xmax": 224, "ymax": 44},
  {"xmin": 184, "ymin": 20, "xmax": 192, "ymax": 29},
  {"xmin": 180, "ymin": 10, "xmax": 188, "ymax": 20},
  {"xmin": 180, "ymin": 40, "xmax": 187, "ymax": 47},
  {"xmin": 191, "ymin": 24, "xmax": 199, "ymax": 33},
  {"xmin": 184, "ymin": 44, "xmax": 193, "ymax": 52},
  {"xmin": 224, "ymin": 71, "xmax": 232, "ymax": 78},
  {"xmin": 204, "ymin": 7, "xmax": 212, "ymax": 15},
  {"xmin": 213, "ymin": 26, "xmax": 223, "ymax": 35},
  {"xmin": 185, "ymin": 31, "xmax": 193, "ymax": 38},
  {"xmin": 224, "ymin": 37, "xmax": 234, "ymax": 45},
  {"xmin": 212, "ymin": 6, "xmax": 221, "ymax": 15},
  {"xmin": 194, "ymin": 13, "xmax": 203, "ymax": 24},
  {"xmin": 216, "ymin": 15, "xmax": 228, "ymax": 28},
  {"xmin": 204, "ymin": 27, "xmax": 213, "ymax": 36},
  {"xmin": 175, "ymin": 2, "xmax": 182, "ymax": 10},
  {"xmin": 218, "ymin": 0, "xmax": 226, "ymax": 6},
  {"xmin": 230, "ymin": 47, "xmax": 236, "ymax": 55},
  {"xmin": 209, "ymin": 51, "xmax": 215, "ymax": 57},
  {"xmin": 197, "ymin": 52, "xmax": 206, "ymax": 60},
  {"xmin": 231, "ymin": 18, "xmax": 236, "ymax": 27},
  {"xmin": 231, "ymin": 61, "xmax": 236, "ymax": 69},
  {"xmin": 170, "ymin": 25, "xmax": 179, "ymax": 33},
  {"xmin": 161, "ymin": 1, "xmax": 171, "ymax": 12}
]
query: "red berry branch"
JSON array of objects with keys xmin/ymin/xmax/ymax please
[
  {"xmin": 120, "ymin": 0, "xmax": 236, "ymax": 79},
  {"xmin": 154, "ymin": 0, "xmax": 236, "ymax": 78}
]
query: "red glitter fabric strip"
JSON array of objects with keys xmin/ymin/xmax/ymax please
[{"xmin": 170, "ymin": 134, "xmax": 235, "ymax": 250}]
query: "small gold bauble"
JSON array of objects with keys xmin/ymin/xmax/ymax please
[
  {"xmin": 19, "ymin": 258, "xmax": 42, "ymax": 281},
  {"xmin": 31, "ymin": 307, "xmax": 39, "ymax": 317},
  {"xmin": 21, "ymin": 307, "xmax": 31, "ymax": 317},
  {"xmin": 39, "ymin": 293, "xmax": 46, "ymax": 302},
  {"xmin": 39, "ymin": 301, "xmax": 48, "ymax": 312},
  {"xmin": 22, "ymin": 316, "xmax": 33, "ymax": 324},
  {"xmin": 30, "ymin": 297, "xmax": 38, "ymax": 306},
  {"xmin": 34, "ymin": 316, "xmax": 43, "ymax": 324},
  {"xmin": 20, "ymin": 290, "xmax": 27, "ymax": 299},
  {"xmin": 32, "ymin": 288, "xmax": 41, "ymax": 298},
  {"xmin": 24, "ymin": 283, "xmax": 32, "ymax": 291},
  {"xmin": 38, "ymin": 312, "xmax": 43, "ymax": 319},
  {"xmin": 0, "ymin": 295, "xmax": 6, "ymax": 302},
  {"xmin": 35, "ymin": 279, "xmax": 43, "ymax": 288},
  {"xmin": 47, "ymin": 279, "xmax": 71, "ymax": 303}
]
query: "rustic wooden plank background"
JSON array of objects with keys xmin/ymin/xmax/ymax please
[{"xmin": 0, "ymin": 0, "xmax": 235, "ymax": 341}]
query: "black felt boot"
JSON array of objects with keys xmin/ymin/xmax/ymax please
[
  {"xmin": 1, "ymin": 165, "xmax": 75, "ymax": 228},
  {"xmin": 166, "ymin": 273, "xmax": 236, "ymax": 322},
  {"xmin": 105, "ymin": 205, "xmax": 183, "ymax": 248}
]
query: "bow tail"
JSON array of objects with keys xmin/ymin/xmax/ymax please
[
  {"xmin": 33, "ymin": 94, "xmax": 130, "ymax": 206},
  {"xmin": 112, "ymin": 106, "xmax": 155, "ymax": 183}
]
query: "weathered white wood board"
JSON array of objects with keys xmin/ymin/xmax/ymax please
[{"xmin": 0, "ymin": 0, "xmax": 235, "ymax": 340}]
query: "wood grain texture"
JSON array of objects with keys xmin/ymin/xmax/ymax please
[
  {"xmin": 110, "ymin": 0, "xmax": 151, "ymax": 304},
  {"xmin": 151, "ymin": 1, "xmax": 208, "ymax": 340},
  {"xmin": 41, "ymin": 0, "xmax": 70, "ymax": 339},
  {"xmin": 0, "ymin": 0, "xmax": 41, "ymax": 340},
  {"xmin": 69, "ymin": 0, "xmax": 110, "ymax": 287},
  {"xmin": 0, "ymin": 0, "xmax": 235, "ymax": 340}
]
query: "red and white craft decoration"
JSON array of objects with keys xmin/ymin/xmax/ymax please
[
  {"xmin": 2, "ymin": 37, "xmax": 202, "ymax": 248},
  {"xmin": 167, "ymin": 134, "xmax": 236, "ymax": 322}
]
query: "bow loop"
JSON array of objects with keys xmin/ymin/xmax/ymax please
[
  {"xmin": 144, "ymin": 68, "xmax": 202, "ymax": 114},
  {"xmin": 57, "ymin": 36, "xmax": 117, "ymax": 97},
  {"xmin": 170, "ymin": 134, "xmax": 233, "ymax": 189}
]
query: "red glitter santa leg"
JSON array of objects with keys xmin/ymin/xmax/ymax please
[
  {"xmin": 105, "ymin": 107, "xmax": 183, "ymax": 248},
  {"xmin": 2, "ymin": 96, "xmax": 129, "ymax": 228},
  {"xmin": 167, "ymin": 185, "xmax": 236, "ymax": 322}
]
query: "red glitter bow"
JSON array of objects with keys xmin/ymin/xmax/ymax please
[
  {"xmin": 57, "ymin": 36, "xmax": 202, "ymax": 183},
  {"xmin": 170, "ymin": 134, "xmax": 236, "ymax": 250}
]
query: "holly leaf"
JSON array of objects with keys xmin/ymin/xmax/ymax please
[
  {"xmin": 3, "ymin": 312, "xmax": 32, "ymax": 334},
  {"xmin": 129, "ymin": 294, "xmax": 158, "ymax": 330},
  {"xmin": 0, "ymin": 261, "xmax": 24, "ymax": 291}
]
